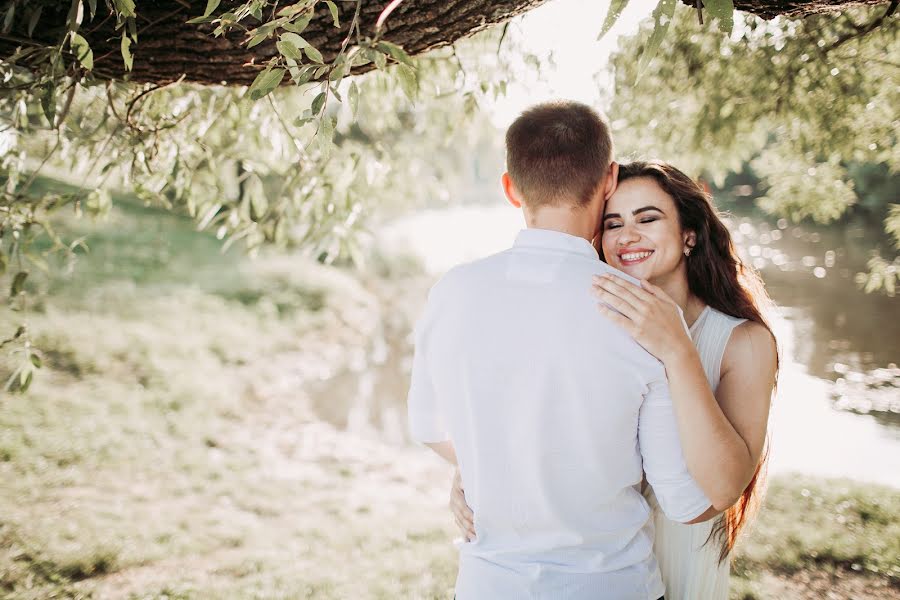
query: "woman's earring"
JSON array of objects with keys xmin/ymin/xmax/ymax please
[{"xmin": 684, "ymin": 247, "xmax": 692, "ymax": 257}]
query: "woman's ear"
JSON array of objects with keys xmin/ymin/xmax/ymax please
[{"xmin": 684, "ymin": 230, "xmax": 697, "ymax": 251}]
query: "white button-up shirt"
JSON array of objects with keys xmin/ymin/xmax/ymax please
[{"xmin": 408, "ymin": 228, "xmax": 710, "ymax": 600}]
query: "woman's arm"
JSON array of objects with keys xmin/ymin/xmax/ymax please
[
  {"xmin": 593, "ymin": 275, "xmax": 776, "ymax": 511},
  {"xmin": 662, "ymin": 322, "xmax": 775, "ymax": 510}
]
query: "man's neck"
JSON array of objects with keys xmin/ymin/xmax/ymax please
[{"xmin": 524, "ymin": 203, "xmax": 600, "ymax": 242}]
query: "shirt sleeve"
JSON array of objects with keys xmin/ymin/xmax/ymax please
[
  {"xmin": 407, "ymin": 288, "xmax": 450, "ymax": 443},
  {"xmin": 638, "ymin": 373, "xmax": 711, "ymax": 522}
]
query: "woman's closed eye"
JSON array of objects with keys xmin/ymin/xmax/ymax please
[
  {"xmin": 638, "ymin": 216, "xmax": 659, "ymax": 224},
  {"xmin": 603, "ymin": 220, "xmax": 623, "ymax": 230}
]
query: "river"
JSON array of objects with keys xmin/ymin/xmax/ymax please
[{"xmin": 312, "ymin": 200, "xmax": 900, "ymax": 489}]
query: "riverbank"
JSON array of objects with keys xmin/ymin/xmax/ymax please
[{"xmin": 1, "ymin": 193, "xmax": 897, "ymax": 599}]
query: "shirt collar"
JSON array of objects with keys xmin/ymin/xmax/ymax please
[{"xmin": 513, "ymin": 228, "xmax": 598, "ymax": 259}]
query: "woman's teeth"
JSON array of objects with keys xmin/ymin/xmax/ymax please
[{"xmin": 621, "ymin": 251, "xmax": 653, "ymax": 261}]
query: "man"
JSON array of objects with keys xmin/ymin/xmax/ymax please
[{"xmin": 407, "ymin": 101, "xmax": 712, "ymax": 599}]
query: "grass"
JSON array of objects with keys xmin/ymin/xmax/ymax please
[
  {"xmin": 0, "ymin": 178, "xmax": 897, "ymax": 599},
  {"xmin": 731, "ymin": 477, "xmax": 900, "ymax": 599}
]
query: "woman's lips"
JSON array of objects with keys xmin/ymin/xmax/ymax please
[{"xmin": 617, "ymin": 249, "xmax": 654, "ymax": 266}]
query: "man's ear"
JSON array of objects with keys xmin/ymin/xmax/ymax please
[
  {"xmin": 501, "ymin": 172, "xmax": 522, "ymax": 208},
  {"xmin": 603, "ymin": 161, "xmax": 619, "ymax": 200}
]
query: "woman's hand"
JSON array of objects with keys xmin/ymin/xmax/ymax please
[
  {"xmin": 591, "ymin": 274, "xmax": 694, "ymax": 365},
  {"xmin": 449, "ymin": 468, "xmax": 476, "ymax": 542}
]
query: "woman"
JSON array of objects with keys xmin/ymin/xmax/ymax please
[{"xmin": 448, "ymin": 160, "xmax": 778, "ymax": 599}]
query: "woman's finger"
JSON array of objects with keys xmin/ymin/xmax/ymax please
[
  {"xmin": 640, "ymin": 279, "xmax": 677, "ymax": 305},
  {"xmin": 593, "ymin": 287, "xmax": 641, "ymax": 321},
  {"xmin": 597, "ymin": 303, "xmax": 637, "ymax": 335},
  {"xmin": 593, "ymin": 278, "xmax": 645, "ymax": 315},
  {"xmin": 597, "ymin": 274, "xmax": 656, "ymax": 306}
]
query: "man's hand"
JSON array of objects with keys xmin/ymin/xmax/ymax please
[{"xmin": 449, "ymin": 467, "xmax": 476, "ymax": 541}]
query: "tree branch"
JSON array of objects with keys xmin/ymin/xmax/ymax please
[{"xmin": 825, "ymin": 0, "xmax": 897, "ymax": 52}]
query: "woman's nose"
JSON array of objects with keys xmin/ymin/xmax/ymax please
[{"xmin": 617, "ymin": 223, "xmax": 641, "ymax": 244}]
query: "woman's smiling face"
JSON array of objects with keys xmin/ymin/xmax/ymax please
[{"xmin": 600, "ymin": 177, "xmax": 694, "ymax": 283}]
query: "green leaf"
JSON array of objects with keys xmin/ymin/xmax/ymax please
[
  {"xmin": 281, "ymin": 19, "xmax": 309, "ymax": 34},
  {"xmin": 26, "ymin": 5, "xmax": 43, "ymax": 37},
  {"xmin": 120, "ymin": 33, "xmax": 133, "ymax": 71},
  {"xmin": 203, "ymin": 0, "xmax": 221, "ymax": 17},
  {"xmin": 348, "ymin": 80, "xmax": 359, "ymax": 118},
  {"xmin": 2, "ymin": 4, "xmax": 15, "ymax": 35},
  {"xmin": 328, "ymin": 58, "xmax": 348, "ymax": 82},
  {"xmin": 247, "ymin": 32, "xmax": 269, "ymax": 48},
  {"xmin": 325, "ymin": 1, "xmax": 340, "ymax": 27},
  {"xmin": 294, "ymin": 65, "xmax": 316, "ymax": 85},
  {"xmin": 247, "ymin": 175, "xmax": 268, "ymax": 220},
  {"xmin": 70, "ymin": 32, "xmax": 93, "ymax": 70},
  {"xmin": 636, "ymin": 0, "xmax": 676, "ymax": 82},
  {"xmin": 277, "ymin": 40, "xmax": 303, "ymax": 60},
  {"xmin": 311, "ymin": 91, "xmax": 327, "ymax": 114},
  {"xmin": 376, "ymin": 41, "xmax": 414, "ymax": 68},
  {"xmin": 40, "ymin": 82, "xmax": 56, "ymax": 123},
  {"xmin": 0, "ymin": 253, "xmax": 7, "ymax": 277},
  {"xmin": 598, "ymin": 0, "xmax": 630, "ymax": 40},
  {"xmin": 248, "ymin": 67, "xmax": 285, "ymax": 101},
  {"xmin": 20, "ymin": 368, "xmax": 33, "ymax": 393},
  {"xmin": 304, "ymin": 45, "xmax": 324, "ymax": 64},
  {"xmin": 396, "ymin": 63, "xmax": 417, "ymax": 101},
  {"xmin": 114, "ymin": 0, "xmax": 136, "ymax": 18},
  {"xmin": 281, "ymin": 32, "xmax": 310, "ymax": 48},
  {"xmin": 11, "ymin": 271, "xmax": 28, "ymax": 296},
  {"xmin": 277, "ymin": 3, "xmax": 310, "ymax": 17},
  {"xmin": 318, "ymin": 115, "xmax": 334, "ymax": 159},
  {"xmin": 704, "ymin": 0, "xmax": 734, "ymax": 34},
  {"xmin": 87, "ymin": 0, "xmax": 97, "ymax": 20},
  {"xmin": 373, "ymin": 50, "xmax": 387, "ymax": 70},
  {"xmin": 30, "ymin": 353, "xmax": 42, "ymax": 369},
  {"xmin": 66, "ymin": 0, "xmax": 83, "ymax": 32}
]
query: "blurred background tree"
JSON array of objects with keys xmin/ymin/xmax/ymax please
[
  {"xmin": 607, "ymin": 4, "xmax": 899, "ymax": 294},
  {"xmin": 0, "ymin": 0, "xmax": 897, "ymax": 390}
]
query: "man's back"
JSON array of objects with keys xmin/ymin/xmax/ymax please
[{"xmin": 408, "ymin": 229, "xmax": 709, "ymax": 599}]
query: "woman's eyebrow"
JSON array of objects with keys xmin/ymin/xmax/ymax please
[
  {"xmin": 602, "ymin": 212, "xmax": 621, "ymax": 221},
  {"xmin": 633, "ymin": 206, "xmax": 665, "ymax": 216}
]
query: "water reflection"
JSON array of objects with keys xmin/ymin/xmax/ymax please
[{"xmin": 720, "ymin": 199, "xmax": 900, "ymax": 429}]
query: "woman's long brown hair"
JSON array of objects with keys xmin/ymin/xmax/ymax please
[{"xmin": 613, "ymin": 160, "xmax": 778, "ymax": 562}]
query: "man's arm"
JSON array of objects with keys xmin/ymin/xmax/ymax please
[
  {"xmin": 639, "ymin": 375, "xmax": 715, "ymax": 523},
  {"xmin": 425, "ymin": 441, "xmax": 458, "ymax": 465},
  {"xmin": 407, "ymin": 283, "xmax": 452, "ymax": 446}
]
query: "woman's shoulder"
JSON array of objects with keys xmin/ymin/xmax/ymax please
[
  {"xmin": 705, "ymin": 306, "xmax": 748, "ymax": 328},
  {"xmin": 721, "ymin": 319, "xmax": 778, "ymax": 376}
]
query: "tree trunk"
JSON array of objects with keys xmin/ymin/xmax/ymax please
[{"xmin": 0, "ymin": 0, "xmax": 892, "ymax": 86}]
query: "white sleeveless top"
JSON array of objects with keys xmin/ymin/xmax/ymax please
[{"xmin": 643, "ymin": 306, "xmax": 747, "ymax": 600}]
